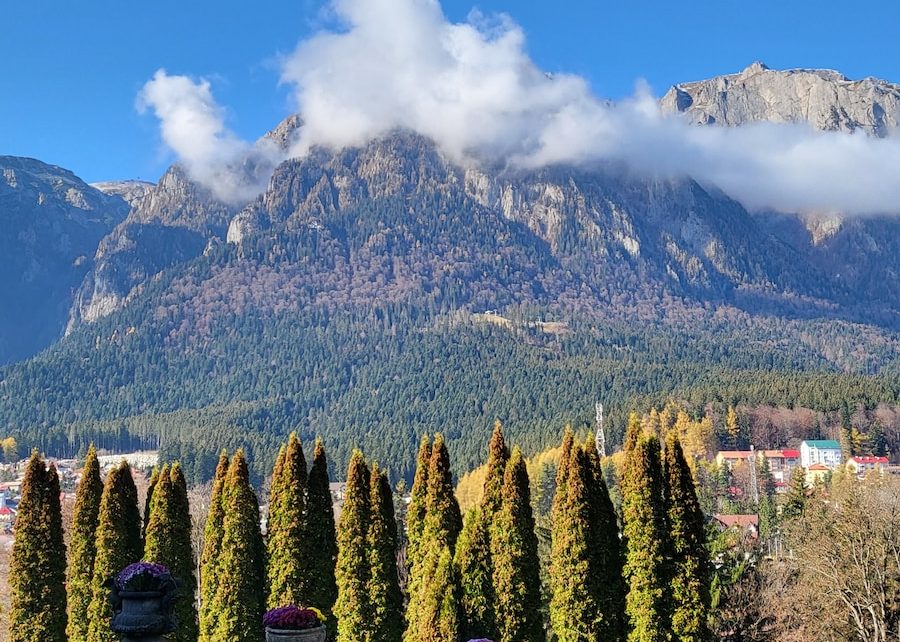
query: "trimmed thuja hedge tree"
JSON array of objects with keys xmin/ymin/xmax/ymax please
[
  {"xmin": 67, "ymin": 445, "xmax": 102, "ymax": 642},
  {"xmin": 266, "ymin": 432, "xmax": 308, "ymax": 609},
  {"xmin": 199, "ymin": 451, "xmax": 229, "ymax": 642},
  {"xmin": 87, "ymin": 461, "xmax": 143, "ymax": 642},
  {"xmin": 8, "ymin": 451, "xmax": 67, "ymax": 642},
  {"xmin": 210, "ymin": 449, "xmax": 266, "ymax": 642},
  {"xmin": 144, "ymin": 462, "xmax": 199, "ymax": 642}
]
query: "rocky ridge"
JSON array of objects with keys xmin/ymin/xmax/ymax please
[
  {"xmin": 0, "ymin": 156, "xmax": 128, "ymax": 362},
  {"xmin": 661, "ymin": 61, "xmax": 900, "ymax": 135}
]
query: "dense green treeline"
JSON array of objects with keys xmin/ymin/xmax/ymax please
[{"xmin": 3, "ymin": 304, "xmax": 898, "ymax": 484}]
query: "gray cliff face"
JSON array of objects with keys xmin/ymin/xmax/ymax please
[
  {"xmin": 66, "ymin": 114, "xmax": 307, "ymax": 331},
  {"xmin": 225, "ymin": 133, "xmax": 826, "ymax": 309},
  {"xmin": 0, "ymin": 156, "xmax": 128, "ymax": 363},
  {"xmin": 68, "ymin": 166, "xmax": 237, "ymax": 330},
  {"xmin": 661, "ymin": 63, "xmax": 900, "ymax": 309},
  {"xmin": 91, "ymin": 180, "xmax": 155, "ymax": 208},
  {"xmin": 661, "ymin": 62, "xmax": 900, "ymax": 136}
]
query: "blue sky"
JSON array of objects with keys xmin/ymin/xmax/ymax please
[{"xmin": 3, "ymin": 0, "xmax": 900, "ymax": 183}]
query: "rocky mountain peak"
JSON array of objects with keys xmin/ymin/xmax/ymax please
[{"xmin": 660, "ymin": 63, "xmax": 900, "ymax": 136}]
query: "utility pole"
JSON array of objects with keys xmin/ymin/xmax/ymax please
[
  {"xmin": 749, "ymin": 445, "xmax": 759, "ymax": 505},
  {"xmin": 595, "ymin": 402, "xmax": 606, "ymax": 458}
]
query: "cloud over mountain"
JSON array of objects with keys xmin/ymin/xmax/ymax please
[{"xmin": 140, "ymin": 0, "xmax": 900, "ymax": 215}]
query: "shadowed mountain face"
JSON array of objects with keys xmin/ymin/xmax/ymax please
[{"xmin": 0, "ymin": 156, "xmax": 128, "ymax": 364}]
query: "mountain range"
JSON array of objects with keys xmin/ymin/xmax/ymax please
[{"xmin": 2, "ymin": 63, "xmax": 899, "ymax": 480}]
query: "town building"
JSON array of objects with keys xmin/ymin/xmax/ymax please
[
  {"xmin": 805, "ymin": 463, "xmax": 831, "ymax": 486},
  {"xmin": 758, "ymin": 449, "xmax": 801, "ymax": 482},
  {"xmin": 800, "ymin": 440, "xmax": 842, "ymax": 469},
  {"xmin": 846, "ymin": 456, "xmax": 889, "ymax": 477},
  {"xmin": 713, "ymin": 514, "xmax": 759, "ymax": 539}
]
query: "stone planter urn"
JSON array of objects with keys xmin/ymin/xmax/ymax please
[
  {"xmin": 110, "ymin": 589, "xmax": 177, "ymax": 642},
  {"xmin": 265, "ymin": 625, "xmax": 328, "ymax": 642},
  {"xmin": 109, "ymin": 563, "xmax": 178, "ymax": 642}
]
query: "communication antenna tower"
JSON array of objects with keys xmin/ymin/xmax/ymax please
[{"xmin": 595, "ymin": 402, "xmax": 606, "ymax": 458}]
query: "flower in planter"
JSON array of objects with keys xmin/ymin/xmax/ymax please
[
  {"xmin": 115, "ymin": 561, "xmax": 173, "ymax": 592},
  {"xmin": 263, "ymin": 605, "xmax": 326, "ymax": 631},
  {"xmin": 466, "ymin": 639, "xmax": 495, "ymax": 642}
]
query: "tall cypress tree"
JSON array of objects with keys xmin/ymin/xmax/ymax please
[
  {"xmin": 67, "ymin": 444, "xmax": 102, "ymax": 642},
  {"xmin": 622, "ymin": 436, "xmax": 670, "ymax": 642},
  {"xmin": 455, "ymin": 507, "xmax": 494, "ymax": 640},
  {"xmin": 8, "ymin": 452, "xmax": 67, "ymax": 642},
  {"xmin": 551, "ymin": 443, "xmax": 625, "ymax": 642},
  {"xmin": 368, "ymin": 464, "xmax": 404, "ymax": 642},
  {"xmin": 491, "ymin": 448, "xmax": 542, "ymax": 642},
  {"xmin": 456, "ymin": 422, "xmax": 508, "ymax": 640},
  {"xmin": 211, "ymin": 450, "xmax": 265, "ymax": 642},
  {"xmin": 199, "ymin": 451, "xmax": 229, "ymax": 642},
  {"xmin": 406, "ymin": 435, "xmax": 431, "ymax": 577},
  {"xmin": 143, "ymin": 466, "xmax": 160, "ymax": 541},
  {"xmin": 424, "ymin": 434, "xmax": 462, "ymax": 551},
  {"xmin": 583, "ymin": 434, "xmax": 627, "ymax": 641},
  {"xmin": 482, "ymin": 420, "xmax": 509, "ymax": 515},
  {"xmin": 267, "ymin": 433, "xmax": 308, "ymax": 608},
  {"xmin": 306, "ymin": 439, "xmax": 338, "ymax": 619},
  {"xmin": 334, "ymin": 451, "xmax": 372, "ymax": 642},
  {"xmin": 405, "ymin": 435, "xmax": 463, "ymax": 642},
  {"xmin": 87, "ymin": 461, "xmax": 143, "ymax": 642},
  {"xmin": 419, "ymin": 546, "xmax": 461, "ymax": 642},
  {"xmin": 664, "ymin": 434, "xmax": 710, "ymax": 642},
  {"xmin": 145, "ymin": 463, "xmax": 199, "ymax": 642}
]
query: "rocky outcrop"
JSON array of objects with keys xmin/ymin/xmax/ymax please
[
  {"xmin": 662, "ymin": 63, "xmax": 900, "ymax": 312},
  {"xmin": 0, "ymin": 156, "xmax": 129, "ymax": 362},
  {"xmin": 68, "ymin": 166, "xmax": 237, "ymax": 329},
  {"xmin": 661, "ymin": 61, "xmax": 900, "ymax": 136},
  {"xmin": 91, "ymin": 180, "xmax": 155, "ymax": 208}
]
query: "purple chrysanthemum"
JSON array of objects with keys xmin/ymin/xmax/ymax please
[
  {"xmin": 263, "ymin": 605, "xmax": 325, "ymax": 630},
  {"xmin": 115, "ymin": 562, "xmax": 171, "ymax": 590}
]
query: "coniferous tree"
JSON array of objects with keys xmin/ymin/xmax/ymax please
[
  {"xmin": 624, "ymin": 413, "xmax": 643, "ymax": 454},
  {"xmin": 87, "ymin": 461, "xmax": 142, "ymax": 642},
  {"xmin": 199, "ymin": 451, "xmax": 229, "ymax": 642},
  {"xmin": 368, "ymin": 464, "xmax": 404, "ymax": 642},
  {"xmin": 455, "ymin": 422, "xmax": 507, "ymax": 640},
  {"xmin": 267, "ymin": 433, "xmax": 308, "ymax": 608},
  {"xmin": 424, "ymin": 434, "xmax": 462, "ymax": 551},
  {"xmin": 67, "ymin": 444, "xmax": 102, "ymax": 642},
  {"xmin": 664, "ymin": 434, "xmax": 710, "ymax": 642},
  {"xmin": 143, "ymin": 466, "xmax": 160, "ymax": 541},
  {"xmin": 757, "ymin": 456, "xmax": 777, "ymax": 539},
  {"xmin": 550, "ymin": 443, "xmax": 625, "ymax": 642},
  {"xmin": 583, "ymin": 436, "xmax": 627, "ymax": 641},
  {"xmin": 419, "ymin": 546, "xmax": 460, "ymax": 642},
  {"xmin": 783, "ymin": 466, "xmax": 807, "ymax": 519},
  {"xmin": 145, "ymin": 463, "xmax": 198, "ymax": 642},
  {"xmin": 491, "ymin": 448, "xmax": 543, "ymax": 642},
  {"xmin": 8, "ymin": 452, "xmax": 67, "ymax": 642},
  {"xmin": 405, "ymin": 435, "xmax": 462, "ymax": 642},
  {"xmin": 406, "ymin": 435, "xmax": 431, "ymax": 577},
  {"xmin": 622, "ymin": 436, "xmax": 670, "ymax": 642},
  {"xmin": 455, "ymin": 507, "xmax": 494, "ymax": 640},
  {"xmin": 211, "ymin": 450, "xmax": 265, "ymax": 642},
  {"xmin": 482, "ymin": 420, "xmax": 509, "ymax": 515},
  {"xmin": 335, "ymin": 451, "xmax": 372, "ymax": 642},
  {"xmin": 306, "ymin": 439, "xmax": 338, "ymax": 620}
]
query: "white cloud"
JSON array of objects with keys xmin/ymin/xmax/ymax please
[
  {"xmin": 139, "ymin": 0, "xmax": 900, "ymax": 215},
  {"xmin": 137, "ymin": 70, "xmax": 283, "ymax": 204}
]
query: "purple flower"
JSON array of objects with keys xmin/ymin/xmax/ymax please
[
  {"xmin": 115, "ymin": 562, "xmax": 172, "ymax": 591},
  {"xmin": 263, "ymin": 605, "xmax": 325, "ymax": 631},
  {"xmin": 466, "ymin": 639, "xmax": 495, "ymax": 642}
]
